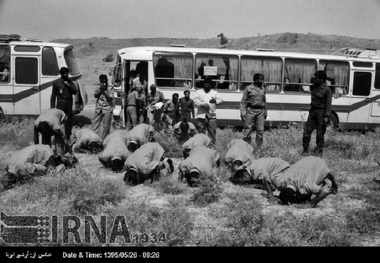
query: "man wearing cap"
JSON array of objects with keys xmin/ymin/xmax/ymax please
[
  {"xmin": 147, "ymin": 84, "xmax": 165, "ymax": 130},
  {"xmin": 181, "ymin": 133, "xmax": 212, "ymax": 159},
  {"xmin": 1, "ymin": 144, "xmax": 77, "ymax": 189},
  {"xmin": 178, "ymin": 145, "xmax": 220, "ymax": 187},
  {"xmin": 230, "ymin": 157, "xmax": 290, "ymax": 191},
  {"xmin": 193, "ymin": 76, "xmax": 223, "ymax": 146},
  {"xmin": 179, "ymin": 90, "xmax": 195, "ymax": 122},
  {"xmin": 72, "ymin": 128, "xmax": 104, "ymax": 154},
  {"xmin": 99, "ymin": 129, "xmax": 130, "ymax": 172},
  {"xmin": 302, "ymin": 70, "xmax": 332, "ymax": 156},
  {"xmin": 173, "ymin": 118, "xmax": 197, "ymax": 143},
  {"xmin": 224, "ymin": 139, "xmax": 254, "ymax": 172},
  {"xmin": 275, "ymin": 156, "xmax": 338, "ymax": 207},
  {"xmin": 123, "ymin": 142, "xmax": 174, "ymax": 186},
  {"xmin": 126, "ymin": 86, "xmax": 144, "ymax": 130},
  {"xmin": 240, "ymin": 73, "xmax": 267, "ymax": 148},
  {"xmin": 91, "ymin": 74, "xmax": 115, "ymax": 140},
  {"xmin": 125, "ymin": 123, "xmax": 155, "ymax": 153},
  {"xmin": 34, "ymin": 108, "xmax": 74, "ymax": 157},
  {"xmin": 51, "ymin": 67, "xmax": 78, "ymax": 140}
]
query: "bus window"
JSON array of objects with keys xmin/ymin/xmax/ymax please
[
  {"xmin": 64, "ymin": 49, "xmax": 80, "ymax": 75},
  {"xmin": 284, "ymin": 58, "xmax": 316, "ymax": 93},
  {"xmin": 375, "ymin": 63, "xmax": 380, "ymax": 89},
  {"xmin": 241, "ymin": 56, "xmax": 282, "ymax": 92},
  {"xmin": 42, "ymin": 47, "xmax": 59, "ymax": 76},
  {"xmin": 0, "ymin": 45, "xmax": 10, "ymax": 82},
  {"xmin": 15, "ymin": 57, "xmax": 38, "ymax": 84},
  {"xmin": 319, "ymin": 60, "xmax": 349, "ymax": 95},
  {"xmin": 195, "ymin": 54, "xmax": 238, "ymax": 91},
  {"xmin": 153, "ymin": 52, "xmax": 193, "ymax": 88},
  {"xmin": 353, "ymin": 72, "xmax": 371, "ymax": 96}
]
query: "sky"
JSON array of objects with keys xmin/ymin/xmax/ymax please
[{"xmin": 0, "ymin": 0, "xmax": 379, "ymax": 41}]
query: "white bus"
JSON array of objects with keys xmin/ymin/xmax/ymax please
[
  {"xmin": 0, "ymin": 34, "xmax": 87, "ymax": 118},
  {"xmin": 111, "ymin": 45, "xmax": 380, "ymax": 130}
]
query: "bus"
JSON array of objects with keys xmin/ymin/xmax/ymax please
[
  {"xmin": 111, "ymin": 45, "xmax": 380, "ymax": 130},
  {"xmin": 0, "ymin": 34, "xmax": 87, "ymax": 118}
]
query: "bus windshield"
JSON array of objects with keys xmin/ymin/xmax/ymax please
[{"xmin": 64, "ymin": 49, "xmax": 80, "ymax": 75}]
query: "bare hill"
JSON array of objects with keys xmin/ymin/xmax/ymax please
[{"xmin": 52, "ymin": 32, "xmax": 380, "ymax": 57}]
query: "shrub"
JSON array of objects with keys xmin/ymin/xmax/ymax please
[
  {"xmin": 102, "ymin": 54, "xmax": 114, "ymax": 62},
  {"xmin": 191, "ymin": 172, "xmax": 223, "ymax": 207},
  {"xmin": 151, "ymin": 176, "xmax": 188, "ymax": 195}
]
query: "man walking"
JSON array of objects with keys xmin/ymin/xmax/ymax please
[
  {"xmin": 193, "ymin": 77, "xmax": 223, "ymax": 146},
  {"xmin": 240, "ymin": 73, "xmax": 267, "ymax": 147},
  {"xmin": 50, "ymin": 67, "xmax": 77, "ymax": 140},
  {"xmin": 179, "ymin": 90, "xmax": 195, "ymax": 122},
  {"xmin": 302, "ymin": 70, "xmax": 332, "ymax": 156}
]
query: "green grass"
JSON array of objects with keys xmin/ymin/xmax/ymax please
[{"xmin": 2, "ymin": 119, "xmax": 380, "ymax": 246}]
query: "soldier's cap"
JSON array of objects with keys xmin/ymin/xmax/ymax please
[
  {"xmin": 286, "ymin": 184, "xmax": 297, "ymax": 192},
  {"xmin": 128, "ymin": 166, "xmax": 138, "ymax": 173},
  {"xmin": 233, "ymin": 167, "xmax": 247, "ymax": 176},
  {"xmin": 111, "ymin": 156, "xmax": 122, "ymax": 162},
  {"xmin": 189, "ymin": 168, "xmax": 200, "ymax": 175},
  {"xmin": 129, "ymin": 140, "xmax": 138, "ymax": 146}
]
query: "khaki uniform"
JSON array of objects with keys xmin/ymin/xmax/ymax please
[
  {"xmin": 179, "ymin": 146, "xmax": 220, "ymax": 177},
  {"xmin": 5, "ymin": 145, "xmax": 54, "ymax": 177},
  {"xmin": 181, "ymin": 133, "xmax": 211, "ymax": 154},
  {"xmin": 283, "ymin": 156, "xmax": 332, "ymax": 195},
  {"xmin": 126, "ymin": 123, "xmax": 154, "ymax": 147},
  {"xmin": 72, "ymin": 128, "xmax": 103, "ymax": 152},
  {"xmin": 224, "ymin": 139, "xmax": 254, "ymax": 168},
  {"xmin": 99, "ymin": 130, "xmax": 130, "ymax": 168},
  {"xmin": 240, "ymin": 83, "xmax": 267, "ymax": 146},
  {"xmin": 34, "ymin": 108, "xmax": 66, "ymax": 155},
  {"xmin": 247, "ymin": 157, "xmax": 290, "ymax": 188},
  {"xmin": 123, "ymin": 142, "xmax": 165, "ymax": 177}
]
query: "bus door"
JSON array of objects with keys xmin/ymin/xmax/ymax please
[
  {"xmin": 348, "ymin": 70, "xmax": 372, "ymax": 127},
  {"xmin": 0, "ymin": 45, "xmax": 13, "ymax": 114},
  {"xmin": 370, "ymin": 63, "xmax": 380, "ymax": 118},
  {"xmin": 12, "ymin": 55, "xmax": 41, "ymax": 115}
]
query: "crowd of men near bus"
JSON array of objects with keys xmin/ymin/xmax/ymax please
[{"xmin": 0, "ymin": 67, "xmax": 338, "ymax": 208}]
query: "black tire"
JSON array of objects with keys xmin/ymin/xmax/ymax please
[{"xmin": 327, "ymin": 114, "xmax": 338, "ymax": 131}]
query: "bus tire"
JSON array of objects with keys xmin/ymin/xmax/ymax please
[{"xmin": 328, "ymin": 114, "xmax": 338, "ymax": 131}]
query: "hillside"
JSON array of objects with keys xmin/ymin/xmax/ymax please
[{"xmin": 52, "ymin": 32, "xmax": 380, "ymax": 56}]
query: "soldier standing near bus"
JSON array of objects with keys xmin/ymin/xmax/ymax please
[
  {"xmin": 50, "ymin": 67, "xmax": 77, "ymax": 141},
  {"xmin": 240, "ymin": 73, "xmax": 267, "ymax": 148},
  {"xmin": 302, "ymin": 70, "xmax": 332, "ymax": 156}
]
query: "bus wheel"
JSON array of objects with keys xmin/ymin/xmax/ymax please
[{"xmin": 327, "ymin": 114, "xmax": 338, "ymax": 131}]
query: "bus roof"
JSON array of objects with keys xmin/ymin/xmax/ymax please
[
  {"xmin": 117, "ymin": 46, "xmax": 380, "ymax": 62},
  {"xmin": 0, "ymin": 34, "xmax": 73, "ymax": 49}
]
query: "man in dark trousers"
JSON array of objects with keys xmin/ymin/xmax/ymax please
[
  {"xmin": 240, "ymin": 73, "xmax": 267, "ymax": 147},
  {"xmin": 50, "ymin": 67, "xmax": 77, "ymax": 140},
  {"xmin": 302, "ymin": 70, "xmax": 332, "ymax": 156}
]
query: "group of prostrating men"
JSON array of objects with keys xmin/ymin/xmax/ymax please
[{"xmin": 1, "ymin": 109, "xmax": 338, "ymax": 208}]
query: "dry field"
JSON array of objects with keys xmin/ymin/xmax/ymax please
[{"xmin": 1, "ymin": 37, "xmax": 380, "ymax": 247}]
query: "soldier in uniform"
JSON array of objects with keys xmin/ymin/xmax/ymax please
[
  {"xmin": 34, "ymin": 108, "xmax": 73, "ymax": 156},
  {"xmin": 1, "ymin": 144, "xmax": 77, "ymax": 189},
  {"xmin": 72, "ymin": 128, "xmax": 103, "ymax": 154},
  {"xmin": 178, "ymin": 145, "xmax": 220, "ymax": 187},
  {"xmin": 240, "ymin": 73, "xmax": 267, "ymax": 147},
  {"xmin": 123, "ymin": 142, "xmax": 174, "ymax": 186},
  {"xmin": 50, "ymin": 67, "xmax": 77, "ymax": 140},
  {"xmin": 302, "ymin": 71, "xmax": 332, "ymax": 156},
  {"xmin": 126, "ymin": 123, "xmax": 155, "ymax": 153},
  {"xmin": 224, "ymin": 139, "xmax": 254, "ymax": 175},
  {"xmin": 181, "ymin": 133, "xmax": 212, "ymax": 159}
]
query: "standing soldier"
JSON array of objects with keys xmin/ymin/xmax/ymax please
[
  {"xmin": 240, "ymin": 73, "xmax": 267, "ymax": 147},
  {"xmin": 34, "ymin": 108, "xmax": 73, "ymax": 157},
  {"xmin": 126, "ymin": 86, "xmax": 144, "ymax": 130},
  {"xmin": 302, "ymin": 70, "xmax": 332, "ymax": 156},
  {"xmin": 50, "ymin": 67, "xmax": 77, "ymax": 140},
  {"xmin": 91, "ymin": 74, "xmax": 115, "ymax": 140},
  {"xmin": 179, "ymin": 90, "xmax": 195, "ymax": 122},
  {"xmin": 162, "ymin": 93, "xmax": 180, "ymax": 131}
]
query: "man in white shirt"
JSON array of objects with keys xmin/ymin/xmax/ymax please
[{"xmin": 193, "ymin": 77, "xmax": 223, "ymax": 146}]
